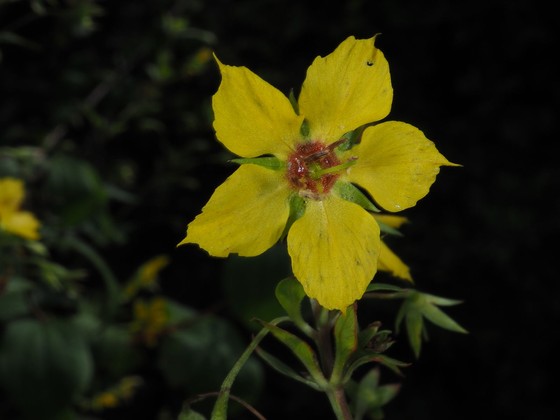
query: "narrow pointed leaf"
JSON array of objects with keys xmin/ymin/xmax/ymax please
[
  {"xmin": 405, "ymin": 309, "xmax": 423, "ymax": 358},
  {"xmin": 255, "ymin": 346, "xmax": 321, "ymax": 391},
  {"xmin": 366, "ymin": 282, "xmax": 407, "ymax": 293},
  {"xmin": 344, "ymin": 350, "xmax": 409, "ymax": 382},
  {"xmin": 229, "ymin": 156, "xmax": 285, "ymax": 170},
  {"xmin": 258, "ymin": 321, "xmax": 325, "ymax": 385},
  {"xmin": 424, "ymin": 293, "xmax": 464, "ymax": 306},
  {"xmin": 334, "ymin": 181, "xmax": 380, "ymax": 212},
  {"xmin": 376, "ymin": 219, "xmax": 404, "ymax": 236},
  {"xmin": 420, "ymin": 303, "xmax": 468, "ymax": 334}
]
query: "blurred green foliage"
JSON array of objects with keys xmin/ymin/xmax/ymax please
[{"xmin": 0, "ymin": 1, "xmax": 262, "ymax": 418}]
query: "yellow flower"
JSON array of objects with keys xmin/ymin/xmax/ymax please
[
  {"xmin": 179, "ymin": 36, "xmax": 455, "ymax": 310},
  {"xmin": 0, "ymin": 177, "xmax": 40, "ymax": 240}
]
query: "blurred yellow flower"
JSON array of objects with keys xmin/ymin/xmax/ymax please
[
  {"xmin": 123, "ymin": 255, "xmax": 169, "ymax": 299},
  {"xmin": 179, "ymin": 36, "xmax": 455, "ymax": 310},
  {"xmin": 0, "ymin": 177, "xmax": 40, "ymax": 240},
  {"xmin": 130, "ymin": 297, "xmax": 169, "ymax": 347}
]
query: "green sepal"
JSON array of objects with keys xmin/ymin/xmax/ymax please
[
  {"xmin": 257, "ymin": 320, "xmax": 326, "ymax": 387},
  {"xmin": 395, "ymin": 290, "xmax": 467, "ymax": 359},
  {"xmin": 275, "ymin": 277, "xmax": 314, "ymax": 337},
  {"xmin": 337, "ymin": 125, "xmax": 365, "ymax": 151},
  {"xmin": 229, "ymin": 156, "xmax": 285, "ymax": 170},
  {"xmin": 300, "ymin": 119, "xmax": 310, "ymax": 137},
  {"xmin": 334, "ymin": 181, "xmax": 380, "ymax": 212},
  {"xmin": 352, "ymin": 368, "xmax": 401, "ymax": 420},
  {"xmin": 376, "ymin": 219, "xmax": 404, "ymax": 236},
  {"xmin": 255, "ymin": 346, "xmax": 322, "ymax": 391},
  {"xmin": 280, "ymin": 194, "xmax": 306, "ymax": 241},
  {"xmin": 357, "ymin": 322, "xmax": 382, "ymax": 349},
  {"xmin": 288, "ymin": 88, "xmax": 299, "ymax": 114},
  {"xmin": 331, "ymin": 303, "xmax": 358, "ymax": 383}
]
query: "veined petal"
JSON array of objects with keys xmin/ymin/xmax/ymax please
[
  {"xmin": 348, "ymin": 121, "xmax": 458, "ymax": 212},
  {"xmin": 298, "ymin": 36, "xmax": 392, "ymax": 144},
  {"xmin": 1, "ymin": 211, "xmax": 40, "ymax": 240},
  {"xmin": 287, "ymin": 195, "xmax": 380, "ymax": 311},
  {"xmin": 179, "ymin": 165, "xmax": 291, "ymax": 257},
  {"xmin": 212, "ymin": 57, "xmax": 304, "ymax": 159},
  {"xmin": 378, "ymin": 240, "xmax": 412, "ymax": 282}
]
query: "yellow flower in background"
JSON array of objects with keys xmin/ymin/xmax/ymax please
[
  {"xmin": 123, "ymin": 255, "xmax": 170, "ymax": 300},
  {"xmin": 0, "ymin": 177, "xmax": 40, "ymax": 240},
  {"xmin": 179, "ymin": 36, "xmax": 455, "ymax": 310},
  {"xmin": 130, "ymin": 297, "xmax": 169, "ymax": 347}
]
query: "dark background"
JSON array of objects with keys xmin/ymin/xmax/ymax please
[{"xmin": 1, "ymin": 0, "xmax": 557, "ymax": 418}]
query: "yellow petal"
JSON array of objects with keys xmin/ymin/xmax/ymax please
[
  {"xmin": 1, "ymin": 211, "xmax": 41, "ymax": 240},
  {"xmin": 348, "ymin": 121, "xmax": 458, "ymax": 212},
  {"xmin": 212, "ymin": 57, "xmax": 304, "ymax": 159},
  {"xmin": 0, "ymin": 178, "xmax": 25, "ymax": 215},
  {"xmin": 179, "ymin": 164, "xmax": 290, "ymax": 257},
  {"xmin": 298, "ymin": 36, "xmax": 392, "ymax": 144},
  {"xmin": 378, "ymin": 240, "xmax": 412, "ymax": 282},
  {"xmin": 287, "ymin": 195, "xmax": 380, "ymax": 311}
]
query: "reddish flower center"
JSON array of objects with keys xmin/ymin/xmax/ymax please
[{"xmin": 286, "ymin": 141, "xmax": 342, "ymax": 197}]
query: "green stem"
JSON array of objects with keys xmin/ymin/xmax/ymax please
[
  {"xmin": 210, "ymin": 316, "xmax": 289, "ymax": 420},
  {"xmin": 311, "ymin": 301, "xmax": 352, "ymax": 420},
  {"xmin": 326, "ymin": 387, "xmax": 353, "ymax": 420}
]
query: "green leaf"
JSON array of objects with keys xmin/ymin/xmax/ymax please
[
  {"xmin": 0, "ymin": 318, "xmax": 93, "ymax": 418},
  {"xmin": 275, "ymin": 276, "xmax": 313, "ymax": 336},
  {"xmin": 331, "ymin": 304, "xmax": 358, "ymax": 383},
  {"xmin": 353, "ymin": 368, "xmax": 401, "ymax": 420},
  {"xmin": 229, "ymin": 156, "xmax": 285, "ymax": 170},
  {"xmin": 258, "ymin": 320, "xmax": 326, "ymax": 386},
  {"xmin": 395, "ymin": 291, "xmax": 467, "ymax": 358},
  {"xmin": 424, "ymin": 293, "xmax": 464, "ymax": 306},
  {"xmin": 255, "ymin": 346, "xmax": 321, "ymax": 390},
  {"xmin": 405, "ymin": 305, "xmax": 424, "ymax": 358},
  {"xmin": 334, "ymin": 181, "xmax": 380, "ymax": 212},
  {"xmin": 376, "ymin": 219, "xmax": 404, "ymax": 236},
  {"xmin": 419, "ymin": 301, "xmax": 468, "ymax": 334},
  {"xmin": 366, "ymin": 282, "xmax": 407, "ymax": 293},
  {"xmin": 344, "ymin": 350, "xmax": 409, "ymax": 381}
]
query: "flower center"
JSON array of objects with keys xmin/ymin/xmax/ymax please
[{"xmin": 286, "ymin": 140, "xmax": 346, "ymax": 198}]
